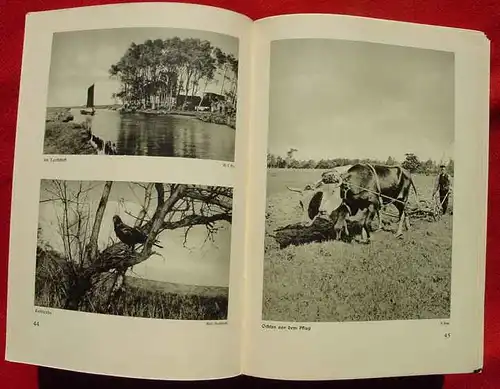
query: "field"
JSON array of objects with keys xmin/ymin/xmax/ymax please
[
  {"xmin": 34, "ymin": 248, "xmax": 228, "ymax": 320},
  {"xmin": 263, "ymin": 168, "xmax": 453, "ymax": 322}
]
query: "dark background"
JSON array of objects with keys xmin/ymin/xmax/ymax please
[{"xmin": 1, "ymin": 0, "xmax": 499, "ymax": 388}]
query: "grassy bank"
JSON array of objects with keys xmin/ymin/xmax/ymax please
[
  {"xmin": 44, "ymin": 108, "xmax": 96, "ymax": 155},
  {"xmin": 34, "ymin": 247, "xmax": 228, "ymax": 320},
  {"xmin": 198, "ymin": 112, "xmax": 236, "ymax": 129}
]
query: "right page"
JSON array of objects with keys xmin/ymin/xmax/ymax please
[{"xmin": 243, "ymin": 14, "xmax": 489, "ymax": 380}]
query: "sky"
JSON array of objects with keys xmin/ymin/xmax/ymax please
[
  {"xmin": 267, "ymin": 39, "xmax": 455, "ymax": 163},
  {"xmin": 46, "ymin": 27, "xmax": 239, "ymax": 107},
  {"xmin": 37, "ymin": 180, "xmax": 232, "ymax": 288}
]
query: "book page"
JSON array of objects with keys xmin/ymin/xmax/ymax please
[
  {"xmin": 244, "ymin": 14, "xmax": 489, "ymax": 380},
  {"xmin": 6, "ymin": 3, "xmax": 252, "ymax": 380}
]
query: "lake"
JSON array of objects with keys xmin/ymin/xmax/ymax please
[{"xmin": 70, "ymin": 108, "xmax": 235, "ymax": 161}]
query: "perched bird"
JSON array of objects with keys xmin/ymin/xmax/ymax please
[{"xmin": 112, "ymin": 215, "xmax": 163, "ymax": 250}]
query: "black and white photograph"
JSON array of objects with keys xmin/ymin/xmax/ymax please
[
  {"xmin": 43, "ymin": 27, "xmax": 239, "ymax": 161},
  {"xmin": 35, "ymin": 179, "xmax": 232, "ymax": 320},
  {"xmin": 263, "ymin": 39, "xmax": 454, "ymax": 322}
]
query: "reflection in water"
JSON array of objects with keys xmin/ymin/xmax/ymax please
[{"xmin": 70, "ymin": 109, "xmax": 235, "ymax": 161}]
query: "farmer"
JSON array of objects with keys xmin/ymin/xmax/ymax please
[{"xmin": 433, "ymin": 164, "xmax": 452, "ymax": 215}]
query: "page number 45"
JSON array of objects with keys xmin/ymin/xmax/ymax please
[{"xmin": 444, "ymin": 333, "xmax": 451, "ymax": 339}]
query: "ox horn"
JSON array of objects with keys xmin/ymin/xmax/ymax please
[
  {"xmin": 313, "ymin": 179, "xmax": 324, "ymax": 188},
  {"xmin": 286, "ymin": 186, "xmax": 303, "ymax": 193}
]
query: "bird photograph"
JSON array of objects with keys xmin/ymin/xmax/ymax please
[
  {"xmin": 112, "ymin": 214, "xmax": 163, "ymax": 251},
  {"xmin": 36, "ymin": 180, "xmax": 232, "ymax": 321}
]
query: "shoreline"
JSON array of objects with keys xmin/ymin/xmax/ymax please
[
  {"xmin": 48, "ymin": 106, "xmax": 237, "ymax": 129},
  {"xmin": 117, "ymin": 107, "xmax": 236, "ymax": 129}
]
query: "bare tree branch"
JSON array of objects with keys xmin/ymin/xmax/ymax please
[
  {"xmin": 134, "ymin": 183, "xmax": 153, "ymax": 227},
  {"xmin": 84, "ymin": 181, "xmax": 113, "ymax": 266},
  {"xmin": 142, "ymin": 184, "xmax": 186, "ymax": 255},
  {"xmin": 142, "ymin": 183, "xmax": 166, "ymax": 233},
  {"xmin": 163, "ymin": 213, "xmax": 232, "ymax": 230},
  {"xmin": 183, "ymin": 187, "xmax": 232, "ymax": 211}
]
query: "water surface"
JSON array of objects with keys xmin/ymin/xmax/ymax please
[{"xmin": 71, "ymin": 109, "xmax": 235, "ymax": 161}]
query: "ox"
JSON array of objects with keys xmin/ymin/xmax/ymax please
[
  {"xmin": 286, "ymin": 181, "xmax": 343, "ymax": 226},
  {"xmin": 324, "ymin": 163, "xmax": 419, "ymax": 239},
  {"xmin": 286, "ymin": 178, "xmax": 372, "ymax": 243},
  {"xmin": 286, "ymin": 165, "xmax": 352, "ymax": 227},
  {"xmin": 287, "ymin": 163, "xmax": 418, "ymax": 243},
  {"xmin": 286, "ymin": 166, "xmax": 371, "ymax": 242}
]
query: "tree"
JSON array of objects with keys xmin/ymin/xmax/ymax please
[
  {"xmin": 421, "ymin": 159, "xmax": 435, "ymax": 175},
  {"xmin": 213, "ymin": 48, "xmax": 228, "ymax": 97},
  {"xmin": 225, "ymin": 54, "xmax": 239, "ymax": 110},
  {"xmin": 275, "ymin": 156, "xmax": 287, "ymax": 168},
  {"xmin": 316, "ymin": 159, "xmax": 336, "ymax": 169},
  {"xmin": 385, "ymin": 156, "xmax": 398, "ymax": 166},
  {"xmin": 39, "ymin": 180, "xmax": 232, "ymax": 312},
  {"xmin": 267, "ymin": 153, "xmax": 277, "ymax": 168},
  {"xmin": 109, "ymin": 38, "xmax": 236, "ymax": 112},
  {"xmin": 285, "ymin": 148, "xmax": 298, "ymax": 168},
  {"xmin": 302, "ymin": 159, "xmax": 316, "ymax": 169},
  {"xmin": 447, "ymin": 159, "xmax": 454, "ymax": 175},
  {"xmin": 197, "ymin": 53, "xmax": 217, "ymax": 110},
  {"xmin": 401, "ymin": 153, "xmax": 421, "ymax": 173}
]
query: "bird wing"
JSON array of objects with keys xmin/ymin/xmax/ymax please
[
  {"xmin": 130, "ymin": 227, "xmax": 148, "ymax": 243},
  {"xmin": 115, "ymin": 225, "xmax": 138, "ymax": 245},
  {"xmin": 115, "ymin": 222, "xmax": 156, "ymax": 247}
]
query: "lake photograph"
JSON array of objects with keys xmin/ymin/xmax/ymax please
[{"xmin": 43, "ymin": 27, "xmax": 239, "ymax": 162}]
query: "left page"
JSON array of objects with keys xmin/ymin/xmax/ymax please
[{"xmin": 5, "ymin": 3, "xmax": 252, "ymax": 380}]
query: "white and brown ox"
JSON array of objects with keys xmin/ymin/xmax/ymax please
[
  {"xmin": 286, "ymin": 165, "xmax": 359, "ymax": 240},
  {"xmin": 287, "ymin": 163, "xmax": 418, "ymax": 242},
  {"xmin": 286, "ymin": 165, "xmax": 351, "ymax": 227}
]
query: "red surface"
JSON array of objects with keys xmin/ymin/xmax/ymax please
[{"xmin": 0, "ymin": 0, "xmax": 499, "ymax": 388}]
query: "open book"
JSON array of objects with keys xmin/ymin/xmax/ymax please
[{"xmin": 5, "ymin": 2, "xmax": 490, "ymax": 382}]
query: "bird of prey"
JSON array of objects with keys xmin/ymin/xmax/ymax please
[{"xmin": 112, "ymin": 215, "xmax": 163, "ymax": 250}]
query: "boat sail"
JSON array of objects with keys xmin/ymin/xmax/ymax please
[{"xmin": 80, "ymin": 84, "xmax": 96, "ymax": 116}]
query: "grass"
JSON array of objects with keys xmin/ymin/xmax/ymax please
[
  {"xmin": 34, "ymin": 247, "xmax": 228, "ymax": 320},
  {"xmin": 263, "ymin": 168, "xmax": 453, "ymax": 323},
  {"xmin": 198, "ymin": 112, "xmax": 236, "ymax": 129},
  {"xmin": 44, "ymin": 108, "xmax": 96, "ymax": 155}
]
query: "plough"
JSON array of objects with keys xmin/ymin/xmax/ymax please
[
  {"xmin": 333, "ymin": 177, "xmax": 451, "ymax": 224},
  {"xmin": 381, "ymin": 191, "xmax": 451, "ymax": 222}
]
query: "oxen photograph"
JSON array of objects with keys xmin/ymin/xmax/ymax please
[
  {"xmin": 35, "ymin": 179, "xmax": 233, "ymax": 320},
  {"xmin": 263, "ymin": 39, "xmax": 454, "ymax": 322}
]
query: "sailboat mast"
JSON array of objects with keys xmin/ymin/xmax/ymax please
[{"xmin": 86, "ymin": 84, "xmax": 95, "ymax": 109}]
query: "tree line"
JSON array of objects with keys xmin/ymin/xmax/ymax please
[
  {"xmin": 109, "ymin": 37, "xmax": 238, "ymax": 114},
  {"xmin": 267, "ymin": 150, "xmax": 454, "ymax": 175}
]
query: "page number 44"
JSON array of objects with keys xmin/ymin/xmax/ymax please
[{"xmin": 33, "ymin": 321, "xmax": 40, "ymax": 327}]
